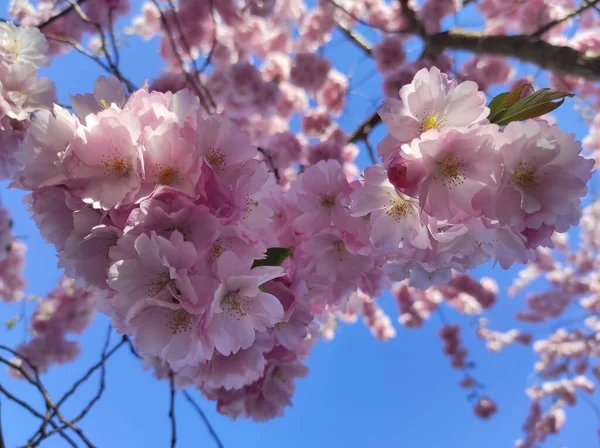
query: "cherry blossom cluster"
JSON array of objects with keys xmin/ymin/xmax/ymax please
[
  {"xmin": 9, "ymin": 276, "xmax": 95, "ymax": 378},
  {"xmin": 10, "ymin": 76, "xmax": 321, "ymax": 420},
  {"xmin": 350, "ymin": 66, "xmax": 594, "ymax": 288},
  {"xmin": 0, "ymin": 22, "xmax": 55, "ymax": 179}
]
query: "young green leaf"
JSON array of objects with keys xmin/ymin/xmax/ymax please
[
  {"xmin": 488, "ymin": 83, "xmax": 534, "ymax": 123},
  {"xmin": 495, "ymin": 88, "xmax": 574, "ymax": 125},
  {"xmin": 252, "ymin": 247, "xmax": 293, "ymax": 268}
]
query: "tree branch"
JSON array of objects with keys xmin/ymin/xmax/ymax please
[
  {"xmin": 427, "ymin": 30, "xmax": 600, "ymax": 80},
  {"xmin": 37, "ymin": 0, "xmax": 88, "ymax": 30},
  {"xmin": 0, "ymin": 395, "xmax": 5, "ymax": 448},
  {"xmin": 169, "ymin": 373, "xmax": 177, "ymax": 448},
  {"xmin": 182, "ymin": 391, "xmax": 224, "ymax": 448},
  {"xmin": 336, "ymin": 23, "xmax": 372, "ymax": 56},
  {"xmin": 348, "ymin": 110, "xmax": 383, "ymax": 143},
  {"xmin": 532, "ymin": 0, "xmax": 600, "ymax": 37}
]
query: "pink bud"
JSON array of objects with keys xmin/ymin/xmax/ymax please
[{"xmin": 387, "ymin": 156, "xmax": 424, "ymax": 197}]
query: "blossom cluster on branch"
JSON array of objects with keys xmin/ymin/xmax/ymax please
[{"xmin": 1, "ymin": 0, "xmax": 600, "ymax": 446}]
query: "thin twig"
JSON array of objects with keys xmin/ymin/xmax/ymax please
[
  {"xmin": 0, "ymin": 395, "xmax": 6, "ymax": 448},
  {"xmin": 363, "ymin": 138, "xmax": 377, "ymax": 164},
  {"xmin": 325, "ymin": 0, "xmax": 409, "ymax": 33},
  {"xmin": 27, "ymin": 337, "xmax": 126, "ymax": 446},
  {"xmin": 37, "ymin": 0, "xmax": 88, "ymax": 30},
  {"xmin": 199, "ymin": 0, "xmax": 218, "ymax": 74},
  {"xmin": 182, "ymin": 391, "xmax": 224, "ymax": 448},
  {"xmin": 532, "ymin": 0, "xmax": 600, "ymax": 37},
  {"xmin": 169, "ymin": 373, "xmax": 177, "ymax": 448},
  {"xmin": 257, "ymin": 147, "xmax": 281, "ymax": 183},
  {"xmin": 38, "ymin": 326, "xmax": 113, "ymax": 444},
  {"xmin": 336, "ymin": 22, "xmax": 372, "ymax": 56},
  {"xmin": 150, "ymin": 0, "xmax": 212, "ymax": 111}
]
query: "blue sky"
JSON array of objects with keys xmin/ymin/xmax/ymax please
[{"xmin": 1, "ymin": 2, "xmax": 599, "ymax": 447}]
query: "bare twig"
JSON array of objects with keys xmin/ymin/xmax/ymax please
[
  {"xmin": 347, "ymin": 110, "xmax": 382, "ymax": 143},
  {"xmin": 199, "ymin": 0, "xmax": 218, "ymax": 74},
  {"xmin": 532, "ymin": 0, "xmax": 600, "ymax": 37},
  {"xmin": 336, "ymin": 22, "xmax": 373, "ymax": 56},
  {"xmin": 257, "ymin": 147, "xmax": 281, "ymax": 183},
  {"xmin": 169, "ymin": 373, "xmax": 177, "ymax": 448},
  {"xmin": 150, "ymin": 0, "xmax": 213, "ymax": 111},
  {"xmin": 325, "ymin": 0, "xmax": 409, "ymax": 33},
  {"xmin": 37, "ymin": 0, "xmax": 88, "ymax": 30},
  {"xmin": 26, "ymin": 336, "xmax": 126, "ymax": 446},
  {"xmin": 0, "ymin": 395, "xmax": 6, "ymax": 448},
  {"xmin": 398, "ymin": 0, "xmax": 426, "ymax": 37},
  {"xmin": 182, "ymin": 391, "xmax": 224, "ymax": 448},
  {"xmin": 363, "ymin": 138, "xmax": 377, "ymax": 164}
]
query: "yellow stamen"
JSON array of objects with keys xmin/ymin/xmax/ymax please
[
  {"xmin": 420, "ymin": 114, "xmax": 441, "ymax": 132},
  {"xmin": 158, "ymin": 166, "xmax": 179, "ymax": 186},
  {"xmin": 320, "ymin": 194, "xmax": 336, "ymax": 211},
  {"xmin": 206, "ymin": 148, "xmax": 226, "ymax": 169},
  {"xmin": 512, "ymin": 164, "xmax": 540, "ymax": 189},
  {"xmin": 104, "ymin": 157, "xmax": 132, "ymax": 178},
  {"xmin": 168, "ymin": 309, "xmax": 193, "ymax": 334},
  {"xmin": 386, "ymin": 198, "xmax": 412, "ymax": 222},
  {"xmin": 221, "ymin": 291, "xmax": 248, "ymax": 318}
]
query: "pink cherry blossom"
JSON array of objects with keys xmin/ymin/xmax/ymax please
[
  {"xmin": 207, "ymin": 252, "xmax": 284, "ymax": 356},
  {"xmin": 378, "ymin": 67, "xmax": 489, "ymax": 150}
]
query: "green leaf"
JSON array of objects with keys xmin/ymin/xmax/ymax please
[
  {"xmin": 488, "ymin": 83, "xmax": 534, "ymax": 123},
  {"xmin": 252, "ymin": 247, "xmax": 293, "ymax": 268},
  {"xmin": 496, "ymin": 88, "xmax": 574, "ymax": 125},
  {"xmin": 4, "ymin": 315, "xmax": 21, "ymax": 330},
  {"xmin": 487, "ymin": 92, "xmax": 509, "ymax": 119}
]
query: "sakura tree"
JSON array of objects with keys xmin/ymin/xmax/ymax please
[{"xmin": 0, "ymin": 0, "xmax": 599, "ymax": 447}]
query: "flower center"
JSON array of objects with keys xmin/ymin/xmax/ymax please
[
  {"xmin": 99, "ymin": 99, "xmax": 110, "ymax": 110},
  {"xmin": 244, "ymin": 196, "xmax": 260, "ymax": 218},
  {"xmin": 333, "ymin": 239, "xmax": 345, "ymax": 261},
  {"xmin": 8, "ymin": 39, "xmax": 19, "ymax": 54},
  {"xmin": 420, "ymin": 114, "xmax": 441, "ymax": 132},
  {"xmin": 221, "ymin": 291, "xmax": 248, "ymax": 318},
  {"xmin": 320, "ymin": 194, "xmax": 336, "ymax": 212},
  {"xmin": 512, "ymin": 163, "xmax": 540, "ymax": 189},
  {"xmin": 168, "ymin": 309, "xmax": 193, "ymax": 334},
  {"xmin": 146, "ymin": 273, "xmax": 171, "ymax": 296},
  {"xmin": 158, "ymin": 166, "xmax": 179, "ymax": 186},
  {"xmin": 206, "ymin": 148, "xmax": 226, "ymax": 170},
  {"xmin": 104, "ymin": 157, "xmax": 132, "ymax": 178},
  {"xmin": 435, "ymin": 155, "xmax": 464, "ymax": 188},
  {"xmin": 386, "ymin": 197, "xmax": 412, "ymax": 222},
  {"xmin": 209, "ymin": 238, "xmax": 230, "ymax": 260}
]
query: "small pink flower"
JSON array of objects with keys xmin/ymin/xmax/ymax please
[
  {"xmin": 378, "ymin": 67, "xmax": 489, "ymax": 150},
  {"xmin": 207, "ymin": 252, "xmax": 284, "ymax": 356},
  {"xmin": 291, "ymin": 159, "xmax": 352, "ymax": 233}
]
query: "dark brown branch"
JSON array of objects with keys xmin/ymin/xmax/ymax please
[
  {"xmin": 182, "ymin": 391, "xmax": 224, "ymax": 448},
  {"xmin": 347, "ymin": 110, "xmax": 383, "ymax": 143},
  {"xmin": 37, "ymin": 0, "xmax": 88, "ymax": 30},
  {"xmin": 257, "ymin": 147, "xmax": 281, "ymax": 183},
  {"xmin": 336, "ymin": 23, "xmax": 372, "ymax": 56},
  {"xmin": 0, "ymin": 396, "xmax": 6, "ymax": 448},
  {"xmin": 427, "ymin": 30, "xmax": 600, "ymax": 81},
  {"xmin": 532, "ymin": 0, "xmax": 600, "ymax": 37},
  {"xmin": 363, "ymin": 138, "xmax": 377, "ymax": 164},
  {"xmin": 325, "ymin": 0, "xmax": 410, "ymax": 33},
  {"xmin": 26, "ymin": 336, "xmax": 126, "ymax": 446},
  {"xmin": 169, "ymin": 373, "xmax": 177, "ymax": 448},
  {"xmin": 34, "ymin": 326, "xmax": 114, "ymax": 446},
  {"xmin": 199, "ymin": 0, "xmax": 218, "ymax": 74},
  {"xmin": 150, "ymin": 0, "xmax": 213, "ymax": 111},
  {"xmin": 398, "ymin": 0, "xmax": 426, "ymax": 37}
]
